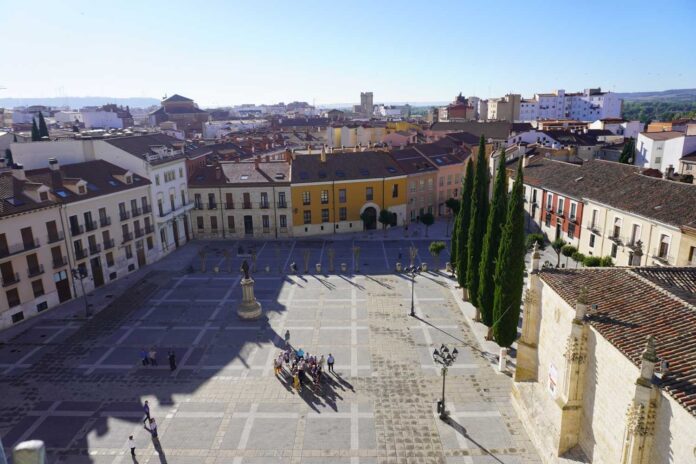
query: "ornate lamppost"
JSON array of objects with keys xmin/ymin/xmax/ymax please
[
  {"xmin": 409, "ymin": 265, "xmax": 420, "ymax": 317},
  {"xmin": 433, "ymin": 343, "xmax": 458, "ymax": 420}
]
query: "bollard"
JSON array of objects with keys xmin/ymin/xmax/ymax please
[
  {"xmin": 13, "ymin": 440, "xmax": 45, "ymax": 464},
  {"xmin": 265, "ymin": 265, "xmax": 270, "ymax": 273},
  {"xmin": 315, "ymin": 263, "xmax": 321, "ymax": 273},
  {"xmin": 214, "ymin": 266, "xmax": 219, "ymax": 273},
  {"xmin": 340, "ymin": 263, "xmax": 347, "ymax": 273},
  {"xmin": 421, "ymin": 263, "xmax": 428, "ymax": 272},
  {"xmin": 498, "ymin": 348, "xmax": 507, "ymax": 372},
  {"xmin": 396, "ymin": 262, "xmax": 402, "ymax": 272}
]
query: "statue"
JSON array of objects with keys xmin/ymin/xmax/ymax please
[
  {"xmin": 241, "ymin": 260, "xmax": 250, "ymax": 280},
  {"xmin": 237, "ymin": 259, "xmax": 261, "ymax": 320}
]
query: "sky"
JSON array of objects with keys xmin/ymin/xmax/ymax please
[{"xmin": 1, "ymin": 0, "xmax": 695, "ymax": 107}]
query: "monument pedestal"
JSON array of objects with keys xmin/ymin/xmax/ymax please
[{"xmin": 237, "ymin": 277, "xmax": 262, "ymax": 320}]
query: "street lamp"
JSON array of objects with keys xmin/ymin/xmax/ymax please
[
  {"xmin": 433, "ymin": 343, "xmax": 459, "ymax": 420},
  {"xmin": 71, "ymin": 267, "xmax": 91, "ymax": 318},
  {"xmin": 409, "ymin": 265, "xmax": 420, "ymax": 317}
]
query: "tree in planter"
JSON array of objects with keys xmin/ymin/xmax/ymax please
[
  {"xmin": 561, "ymin": 244, "xmax": 577, "ymax": 267},
  {"xmin": 600, "ymin": 256, "xmax": 614, "ymax": 267},
  {"xmin": 551, "ymin": 238, "xmax": 565, "ymax": 267},
  {"xmin": 456, "ymin": 161, "xmax": 475, "ymax": 297},
  {"xmin": 419, "ymin": 212, "xmax": 435, "ymax": 237},
  {"xmin": 378, "ymin": 209, "xmax": 392, "ymax": 236},
  {"xmin": 429, "ymin": 241, "xmax": 446, "ymax": 271},
  {"xmin": 571, "ymin": 251, "xmax": 585, "ymax": 268},
  {"xmin": 38, "ymin": 111, "xmax": 49, "ymax": 138},
  {"xmin": 583, "ymin": 255, "xmax": 602, "ymax": 267},
  {"xmin": 31, "ymin": 119, "xmax": 41, "ymax": 141},
  {"xmin": 492, "ymin": 159, "xmax": 526, "ymax": 347},
  {"xmin": 525, "ymin": 233, "xmax": 546, "ymax": 250},
  {"xmin": 478, "ymin": 150, "xmax": 508, "ymax": 336},
  {"xmin": 619, "ymin": 138, "xmax": 635, "ymax": 164},
  {"xmin": 466, "ymin": 135, "xmax": 490, "ymax": 309},
  {"xmin": 445, "ymin": 198, "xmax": 460, "ymax": 214}
]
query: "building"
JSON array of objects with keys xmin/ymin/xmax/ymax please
[
  {"xmin": 513, "ymin": 256, "xmax": 696, "ymax": 463},
  {"xmin": 81, "ymin": 104, "xmax": 133, "ymax": 129},
  {"xmin": 148, "ymin": 94, "xmax": 210, "ymax": 134},
  {"xmin": 290, "ymin": 150, "xmax": 406, "ymax": 236},
  {"xmin": 634, "ymin": 131, "xmax": 696, "ymax": 174},
  {"xmin": 188, "ymin": 158, "xmax": 291, "ymax": 239},
  {"xmin": 588, "ymin": 118, "xmax": 643, "ymax": 139},
  {"xmin": 536, "ymin": 88, "xmax": 622, "ymax": 121},
  {"xmin": 426, "ymin": 121, "xmax": 516, "ymax": 142},
  {"xmin": 487, "ymin": 94, "xmax": 521, "ymax": 121},
  {"xmin": 412, "ymin": 141, "xmax": 469, "ymax": 216},
  {"xmin": 0, "ymin": 158, "xmax": 155, "ymax": 329},
  {"xmin": 326, "ymin": 122, "xmax": 387, "ymax": 148},
  {"xmin": 507, "ymin": 129, "xmax": 613, "ymax": 161},
  {"xmin": 389, "ymin": 148, "xmax": 438, "ymax": 222},
  {"xmin": 646, "ymin": 118, "xmax": 696, "ymax": 133},
  {"xmin": 382, "ymin": 130, "xmax": 417, "ymax": 148},
  {"xmin": 360, "ymin": 92, "xmax": 374, "ymax": 116}
]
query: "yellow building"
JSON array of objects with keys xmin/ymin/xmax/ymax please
[{"xmin": 290, "ymin": 151, "xmax": 407, "ymax": 236}]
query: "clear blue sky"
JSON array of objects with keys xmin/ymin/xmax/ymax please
[{"xmin": 2, "ymin": 0, "xmax": 695, "ymax": 107}]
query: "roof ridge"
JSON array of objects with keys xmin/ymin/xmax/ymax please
[{"xmin": 627, "ymin": 268, "xmax": 696, "ymax": 313}]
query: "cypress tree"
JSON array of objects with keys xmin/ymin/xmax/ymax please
[
  {"xmin": 455, "ymin": 161, "xmax": 475, "ymax": 293},
  {"xmin": 450, "ymin": 210, "xmax": 461, "ymax": 267},
  {"xmin": 492, "ymin": 159, "xmax": 526, "ymax": 347},
  {"xmin": 31, "ymin": 119, "xmax": 41, "ymax": 141},
  {"xmin": 478, "ymin": 150, "xmax": 508, "ymax": 330},
  {"xmin": 466, "ymin": 135, "xmax": 490, "ymax": 307},
  {"xmin": 38, "ymin": 111, "xmax": 49, "ymax": 138},
  {"xmin": 618, "ymin": 137, "xmax": 634, "ymax": 164}
]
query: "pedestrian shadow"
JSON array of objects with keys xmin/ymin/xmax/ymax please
[
  {"xmin": 413, "ymin": 314, "xmax": 489, "ymax": 358},
  {"xmin": 363, "ymin": 274, "xmax": 393, "ymax": 289},
  {"xmin": 443, "ymin": 416, "xmax": 505, "ymax": 464},
  {"xmin": 152, "ymin": 437, "xmax": 168, "ymax": 464},
  {"xmin": 338, "ymin": 275, "xmax": 365, "ymax": 290}
]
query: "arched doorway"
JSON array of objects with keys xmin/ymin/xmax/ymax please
[{"xmin": 361, "ymin": 206, "xmax": 377, "ymax": 230}]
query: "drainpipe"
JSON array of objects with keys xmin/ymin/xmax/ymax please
[
  {"xmin": 272, "ymin": 185, "xmax": 278, "ymax": 239},
  {"xmin": 219, "ymin": 187, "xmax": 225, "ymax": 239},
  {"xmin": 332, "ymin": 179, "xmax": 336, "ymax": 234},
  {"xmin": 59, "ymin": 205, "xmax": 80, "ymax": 301}
]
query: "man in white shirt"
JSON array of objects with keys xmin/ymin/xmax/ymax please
[{"xmin": 128, "ymin": 435, "xmax": 136, "ymax": 456}]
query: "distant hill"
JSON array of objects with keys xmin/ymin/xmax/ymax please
[
  {"xmin": 616, "ymin": 89, "xmax": 696, "ymax": 102},
  {"xmin": 0, "ymin": 96, "xmax": 160, "ymax": 109}
]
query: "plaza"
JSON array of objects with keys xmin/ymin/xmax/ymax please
[{"xmin": 0, "ymin": 235, "xmax": 540, "ymax": 464}]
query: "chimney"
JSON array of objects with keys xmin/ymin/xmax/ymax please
[
  {"xmin": 254, "ymin": 156, "xmax": 260, "ymax": 170},
  {"xmin": 12, "ymin": 163, "xmax": 26, "ymax": 181},
  {"xmin": 48, "ymin": 157, "xmax": 59, "ymax": 171},
  {"xmin": 320, "ymin": 146, "xmax": 326, "ymax": 163},
  {"xmin": 215, "ymin": 166, "xmax": 222, "ymax": 180}
]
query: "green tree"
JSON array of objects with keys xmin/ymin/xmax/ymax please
[
  {"xmin": 599, "ymin": 256, "xmax": 614, "ymax": 267},
  {"xmin": 551, "ymin": 237, "xmax": 565, "ymax": 267},
  {"xmin": 455, "ymin": 161, "xmax": 475, "ymax": 293},
  {"xmin": 429, "ymin": 241, "xmax": 446, "ymax": 270},
  {"xmin": 31, "ymin": 119, "xmax": 41, "ymax": 141},
  {"xmin": 583, "ymin": 255, "xmax": 601, "ymax": 267},
  {"xmin": 525, "ymin": 233, "xmax": 546, "ymax": 250},
  {"xmin": 619, "ymin": 138, "xmax": 635, "ymax": 164},
  {"xmin": 466, "ymin": 135, "xmax": 490, "ymax": 309},
  {"xmin": 492, "ymin": 159, "xmax": 526, "ymax": 347},
  {"xmin": 38, "ymin": 111, "xmax": 49, "ymax": 138},
  {"xmin": 450, "ymin": 211, "xmax": 461, "ymax": 267},
  {"xmin": 419, "ymin": 212, "xmax": 435, "ymax": 237},
  {"xmin": 571, "ymin": 251, "xmax": 585, "ymax": 268},
  {"xmin": 561, "ymin": 244, "xmax": 577, "ymax": 267},
  {"xmin": 478, "ymin": 151, "xmax": 508, "ymax": 332},
  {"xmin": 378, "ymin": 209, "xmax": 392, "ymax": 235},
  {"xmin": 445, "ymin": 197, "xmax": 460, "ymax": 214}
]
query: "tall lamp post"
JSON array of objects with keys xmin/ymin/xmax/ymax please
[
  {"xmin": 409, "ymin": 265, "xmax": 420, "ymax": 317},
  {"xmin": 71, "ymin": 267, "xmax": 91, "ymax": 317},
  {"xmin": 433, "ymin": 343, "xmax": 458, "ymax": 420}
]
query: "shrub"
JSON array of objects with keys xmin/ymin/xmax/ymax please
[
  {"xmin": 526, "ymin": 233, "xmax": 545, "ymax": 250},
  {"xmin": 599, "ymin": 256, "xmax": 614, "ymax": 267},
  {"xmin": 583, "ymin": 256, "xmax": 602, "ymax": 267}
]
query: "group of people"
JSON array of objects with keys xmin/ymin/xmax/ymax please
[
  {"xmin": 273, "ymin": 346, "xmax": 336, "ymax": 392},
  {"xmin": 139, "ymin": 347, "xmax": 177, "ymax": 371}
]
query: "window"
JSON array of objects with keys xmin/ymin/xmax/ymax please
[
  {"xmin": 32, "ymin": 279, "xmax": 44, "ymax": 298},
  {"xmin": 262, "ymin": 215, "xmax": 270, "ymax": 230},
  {"xmin": 208, "ymin": 193, "xmax": 216, "ymax": 209},
  {"xmin": 197, "ymin": 216, "xmax": 204, "ymax": 230},
  {"xmin": 366, "ymin": 187, "xmax": 373, "ymax": 201},
  {"xmin": 146, "ymin": 237, "xmax": 154, "ymax": 250},
  {"xmin": 11, "ymin": 309, "xmax": 24, "ymax": 323},
  {"xmin": 279, "ymin": 215, "xmax": 287, "ymax": 228},
  {"xmin": 546, "ymin": 195, "xmax": 553, "ymax": 210},
  {"xmin": 591, "ymin": 209, "xmax": 598, "ymax": 228},
  {"xmin": 613, "ymin": 217, "xmax": 622, "ymax": 239},
  {"xmin": 439, "ymin": 177, "xmax": 444, "ymax": 187},
  {"xmin": 567, "ymin": 223, "xmax": 575, "ymax": 239},
  {"xmin": 570, "ymin": 203, "xmax": 577, "ymax": 220},
  {"xmin": 409, "ymin": 182, "xmax": 416, "ymax": 193},
  {"xmin": 339, "ymin": 207, "xmax": 347, "ymax": 221},
  {"xmin": 194, "ymin": 193, "xmax": 202, "ymax": 209},
  {"xmin": 278, "ymin": 192, "xmax": 287, "ymax": 208},
  {"xmin": 227, "ymin": 216, "xmax": 235, "ymax": 231},
  {"xmin": 419, "ymin": 179, "xmax": 425, "ymax": 191},
  {"xmin": 447, "ymin": 175, "xmax": 452, "ymax": 185},
  {"xmin": 125, "ymin": 245, "xmax": 133, "ymax": 259},
  {"xmin": 630, "ymin": 224, "xmax": 641, "ymax": 245},
  {"xmin": 557, "ymin": 197, "xmax": 564, "ymax": 215},
  {"xmin": 321, "ymin": 209, "xmax": 329, "ymax": 223},
  {"xmin": 392, "ymin": 184, "xmax": 399, "ymax": 198},
  {"xmin": 6, "ymin": 287, "xmax": 20, "ymax": 308},
  {"xmin": 106, "ymin": 252, "xmax": 114, "ymax": 267},
  {"xmin": 589, "ymin": 234, "xmax": 595, "ymax": 248},
  {"xmin": 427, "ymin": 178, "xmax": 433, "ymax": 190},
  {"xmin": 260, "ymin": 192, "xmax": 269, "ymax": 208},
  {"xmin": 302, "ymin": 191, "xmax": 311, "ymax": 205},
  {"xmin": 611, "ymin": 243, "xmax": 618, "ymax": 258},
  {"xmin": 181, "ymin": 190, "xmax": 186, "ymax": 206},
  {"xmin": 155, "ymin": 175, "xmax": 160, "ymax": 186},
  {"xmin": 545, "ymin": 213, "xmax": 551, "ymax": 227},
  {"xmin": 40, "ymin": 191, "xmax": 48, "ymax": 201},
  {"xmin": 658, "ymin": 235, "xmax": 670, "ymax": 259},
  {"xmin": 179, "ymin": 167, "xmax": 184, "ymax": 178},
  {"xmin": 338, "ymin": 189, "xmax": 346, "ymax": 203},
  {"xmin": 210, "ymin": 216, "xmax": 218, "ymax": 230},
  {"xmin": 320, "ymin": 190, "xmax": 329, "ymax": 204},
  {"xmin": 689, "ymin": 246, "xmax": 696, "ymax": 264},
  {"xmin": 303, "ymin": 210, "xmax": 312, "ymax": 224}
]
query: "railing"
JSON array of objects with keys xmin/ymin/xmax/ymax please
[
  {"xmin": 89, "ymin": 244, "xmax": 101, "ymax": 255},
  {"xmin": 545, "ymin": 205, "xmax": 552, "ymax": 211},
  {"xmin": 75, "ymin": 248, "xmax": 88, "ymax": 260},
  {"xmin": 626, "ymin": 239, "xmax": 642, "ymax": 251},
  {"xmin": 120, "ymin": 211, "xmax": 131, "ymax": 221},
  {"xmin": 1, "ymin": 272, "xmax": 20, "ymax": 287},
  {"xmin": 687, "ymin": 259, "xmax": 696, "ymax": 267},
  {"xmin": 122, "ymin": 232, "xmax": 133, "ymax": 244},
  {"xmin": 260, "ymin": 202, "xmax": 270, "ymax": 209},
  {"xmin": 85, "ymin": 220, "xmax": 98, "ymax": 232},
  {"xmin": 134, "ymin": 228, "xmax": 144, "ymax": 238},
  {"xmin": 27, "ymin": 264, "xmax": 44, "ymax": 277},
  {"xmin": 608, "ymin": 233, "xmax": 622, "ymax": 244},
  {"xmin": 99, "ymin": 216, "xmax": 112, "ymax": 227},
  {"xmin": 145, "ymin": 224, "xmax": 155, "ymax": 234},
  {"xmin": 0, "ymin": 238, "xmax": 41, "ymax": 258},
  {"xmin": 103, "ymin": 238, "xmax": 115, "ymax": 250},
  {"xmin": 207, "ymin": 203, "xmax": 217, "ymax": 210},
  {"xmin": 194, "ymin": 203, "xmax": 205, "ymax": 210},
  {"xmin": 71, "ymin": 225, "xmax": 85, "ymax": 236},
  {"xmin": 568, "ymin": 215, "xmax": 577, "ymax": 223},
  {"xmin": 53, "ymin": 255, "xmax": 68, "ymax": 268},
  {"xmin": 142, "ymin": 204, "xmax": 152, "ymax": 214},
  {"xmin": 47, "ymin": 231, "xmax": 65, "ymax": 244},
  {"xmin": 278, "ymin": 202, "xmax": 288, "ymax": 209},
  {"xmin": 243, "ymin": 202, "xmax": 252, "ymax": 209},
  {"xmin": 132, "ymin": 207, "xmax": 142, "ymax": 217},
  {"xmin": 652, "ymin": 248, "xmax": 674, "ymax": 265},
  {"xmin": 225, "ymin": 203, "xmax": 235, "ymax": 210},
  {"xmin": 587, "ymin": 223, "xmax": 601, "ymax": 235}
]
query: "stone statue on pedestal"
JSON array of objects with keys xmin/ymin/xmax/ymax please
[{"xmin": 237, "ymin": 259, "xmax": 262, "ymax": 320}]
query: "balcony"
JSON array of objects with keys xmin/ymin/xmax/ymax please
[
  {"xmin": 194, "ymin": 203, "xmax": 205, "ymax": 210},
  {"xmin": 85, "ymin": 220, "xmax": 98, "ymax": 232},
  {"xmin": 652, "ymin": 248, "xmax": 674, "ymax": 266},
  {"xmin": 243, "ymin": 202, "xmax": 252, "ymax": 210},
  {"xmin": 225, "ymin": 203, "xmax": 235, "ymax": 210},
  {"xmin": 278, "ymin": 202, "xmax": 288, "ymax": 209},
  {"xmin": 89, "ymin": 244, "xmax": 101, "ymax": 255},
  {"xmin": 53, "ymin": 255, "xmax": 68, "ymax": 268},
  {"xmin": 47, "ymin": 231, "xmax": 65, "ymax": 244},
  {"xmin": 99, "ymin": 216, "xmax": 112, "ymax": 227},
  {"xmin": 0, "ymin": 238, "xmax": 41, "ymax": 259},
  {"xmin": 626, "ymin": 239, "xmax": 642, "ymax": 251},
  {"xmin": 71, "ymin": 225, "xmax": 85, "ymax": 236},
  {"xmin": 134, "ymin": 228, "xmax": 144, "ymax": 238},
  {"xmin": 207, "ymin": 203, "xmax": 218, "ymax": 210},
  {"xmin": 122, "ymin": 232, "xmax": 133, "ymax": 244},
  {"xmin": 75, "ymin": 248, "xmax": 88, "ymax": 260},
  {"xmin": 132, "ymin": 207, "xmax": 142, "ymax": 217},
  {"xmin": 608, "ymin": 234, "xmax": 623, "ymax": 245},
  {"xmin": 145, "ymin": 224, "xmax": 155, "ymax": 234},
  {"xmin": 103, "ymin": 238, "xmax": 115, "ymax": 250},
  {"xmin": 120, "ymin": 211, "xmax": 131, "ymax": 221},
  {"xmin": 142, "ymin": 204, "xmax": 152, "ymax": 214},
  {"xmin": 157, "ymin": 201, "xmax": 194, "ymax": 223},
  {"xmin": 587, "ymin": 223, "xmax": 601, "ymax": 235},
  {"xmin": 27, "ymin": 264, "xmax": 44, "ymax": 278},
  {"xmin": 1, "ymin": 272, "xmax": 20, "ymax": 287}
]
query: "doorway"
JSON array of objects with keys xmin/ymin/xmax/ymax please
[
  {"xmin": 244, "ymin": 216, "xmax": 254, "ymax": 236},
  {"xmin": 90, "ymin": 257, "xmax": 104, "ymax": 288},
  {"xmin": 183, "ymin": 215, "xmax": 190, "ymax": 241},
  {"xmin": 362, "ymin": 207, "xmax": 377, "ymax": 230},
  {"xmin": 137, "ymin": 247, "xmax": 146, "ymax": 268},
  {"xmin": 555, "ymin": 222, "xmax": 562, "ymax": 241},
  {"xmin": 173, "ymin": 220, "xmax": 180, "ymax": 248},
  {"xmin": 53, "ymin": 270, "xmax": 72, "ymax": 302}
]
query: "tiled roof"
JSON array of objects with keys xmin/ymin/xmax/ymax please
[
  {"xmin": 291, "ymin": 151, "xmax": 404, "ymax": 184},
  {"xmin": 0, "ymin": 172, "xmax": 59, "ymax": 217},
  {"xmin": 163, "ymin": 94, "xmax": 193, "ymax": 103},
  {"xmin": 189, "ymin": 161, "xmax": 290, "ymax": 187},
  {"xmin": 540, "ymin": 267, "xmax": 696, "ymax": 417},
  {"xmin": 413, "ymin": 142, "xmax": 467, "ymax": 167},
  {"xmin": 681, "ymin": 150, "xmax": 696, "ymax": 161},
  {"xmin": 103, "ymin": 134, "xmax": 185, "ymax": 164},
  {"xmin": 640, "ymin": 131, "xmax": 684, "ymax": 141},
  {"xmin": 276, "ymin": 118, "xmax": 329, "ymax": 128},
  {"xmin": 429, "ymin": 121, "xmax": 512, "ymax": 140},
  {"xmin": 388, "ymin": 148, "xmax": 437, "ymax": 175}
]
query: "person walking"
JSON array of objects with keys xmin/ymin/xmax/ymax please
[
  {"xmin": 284, "ymin": 329, "xmax": 290, "ymax": 346},
  {"xmin": 128, "ymin": 435, "xmax": 136, "ymax": 457},
  {"xmin": 318, "ymin": 354, "xmax": 325, "ymax": 371},
  {"xmin": 292, "ymin": 367, "xmax": 301, "ymax": 391},
  {"xmin": 142, "ymin": 400, "xmax": 151, "ymax": 424},
  {"xmin": 327, "ymin": 353, "xmax": 335, "ymax": 373},
  {"xmin": 148, "ymin": 348, "xmax": 158, "ymax": 366},
  {"xmin": 146, "ymin": 418, "xmax": 158, "ymax": 438},
  {"xmin": 273, "ymin": 353, "xmax": 282, "ymax": 376},
  {"xmin": 140, "ymin": 348, "xmax": 149, "ymax": 366},
  {"xmin": 168, "ymin": 351, "xmax": 177, "ymax": 371}
]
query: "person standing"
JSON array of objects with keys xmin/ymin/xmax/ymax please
[
  {"xmin": 327, "ymin": 353, "xmax": 335, "ymax": 373},
  {"xmin": 128, "ymin": 435, "xmax": 136, "ymax": 457},
  {"xmin": 146, "ymin": 418, "xmax": 158, "ymax": 438},
  {"xmin": 142, "ymin": 400, "xmax": 151, "ymax": 424},
  {"xmin": 168, "ymin": 351, "xmax": 177, "ymax": 371},
  {"xmin": 148, "ymin": 348, "xmax": 157, "ymax": 366},
  {"xmin": 318, "ymin": 354, "xmax": 325, "ymax": 371},
  {"xmin": 140, "ymin": 348, "xmax": 149, "ymax": 366},
  {"xmin": 284, "ymin": 329, "xmax": 290, "ymax": 347}
]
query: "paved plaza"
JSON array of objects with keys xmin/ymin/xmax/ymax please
[{"xmin": 0, "ymin": 237, "xmax": 540, "ymax": 464}]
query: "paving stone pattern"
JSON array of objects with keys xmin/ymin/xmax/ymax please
[{"xmin": 0, "ymin": 239, "xmax": 540, "ymax": 464}]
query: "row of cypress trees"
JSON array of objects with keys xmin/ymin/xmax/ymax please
[
  {"xmin": 450, "ymin": 135, "xmax": 526, "ymax": 347},
  {"xmin": 31, "ymin": 111, "xmax": 50, "ymax": 141}
]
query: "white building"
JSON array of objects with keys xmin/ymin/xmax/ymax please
[
  {"xmin": 81, "ymin": 110, "xmax": 124, "ymax": 129},
  {"xmin": 203, "ymin": 120, "xmax": 270, "ymax": 139},
  {"xmin": 634, "ymin": 131, "xmax": 696, "ymax": 173},
  {"xmin": 588, "ymin": 118, "xmax": 643, "ymax": 139},
  {"xmin": 536, "ymin": 88, "xmax": 622, "ymax": 121},
  {"xmin": 54, "ymin": 111, "xmax": 83, "ymax": 125}
]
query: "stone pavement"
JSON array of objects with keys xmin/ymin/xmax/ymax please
[{"xmin": 0, "ymin": 239, "xmax": 540, "ymax": 464}]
